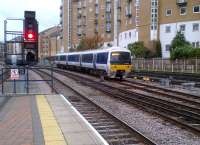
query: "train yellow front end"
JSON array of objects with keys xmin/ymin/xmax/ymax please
[
  {"xmin": 110, "ymin": 64, "xmax": 132, "ymax": 78},
  {"xmin": 108, "ymin": 51, "xmax": 132, "ymax": 79}
]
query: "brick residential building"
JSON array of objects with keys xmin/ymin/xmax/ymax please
[
  {"xmin": 60, "ymin": 0, "xmax": 200, "ymax": 58},
  {"xmin": 39, "ymin": 26, "xmax": 61, "ymax": 59}
]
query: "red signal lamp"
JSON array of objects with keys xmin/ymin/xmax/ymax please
[
  {"xmin": 25, "ymin": 31, "xmax": 36, "ymax": 41},
  {"xmin": 28, "ymin": 33, "xmax": 34, "ymax": 39}
]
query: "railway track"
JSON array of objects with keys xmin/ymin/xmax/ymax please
[
  {"xmin": 48, "ymin": 68, "xmax": 200, "ymax": 136},
  {"xmin": 122, "ymin": 79, "xmax": 200, "ymax": 107},
  {"xmin": 130, "ymin": 71, "xmax": 200, "ymax": 87},
  {"xmin": 35, "ymin": 69, "xmax": 157, "ymax": 145}
]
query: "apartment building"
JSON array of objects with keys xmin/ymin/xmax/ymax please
[
  {"xmin": 159, "ymin": 0, "xmax": 200, "ymax": 58},
  {"xmin": 0, "ymin": 42, "xmax": 4, "ymax": 60},
  {"xmin": 38, "ymin": 26, "xmax": 61, "ymax": 59},
  {"xmin": 60, "ymin": 0, "xmax": 200, "ymax": 58},
  {"xmin": 60, "ymin": 0, "xmax": 115, "ymax": 52}
]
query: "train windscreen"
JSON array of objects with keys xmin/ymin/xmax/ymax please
[{"xmin": 110, "ymin": 52, "xmax": 131, "ymax": 65}]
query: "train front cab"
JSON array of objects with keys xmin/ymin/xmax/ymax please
[{"xmin": 108, "ymin": 51, "xmax": 132, "ymax": 79}]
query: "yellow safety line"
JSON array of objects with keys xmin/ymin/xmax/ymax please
[{"xmin": 36, "ymin": 95, "xmax": 68, "ymax": 145}]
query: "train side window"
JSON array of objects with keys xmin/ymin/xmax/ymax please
[
  {"xmin": 68, "ymin": 55, "xmax": 80, "ymax": 62},
  {"xmin": 82, "ymin": 54, "xmax": 93, "ymax": 63},
  {"xmin": 60, "ymin": 55, "xmax": 66, "ymax": 61},
  {"xmin": 96, "ymin": 52, "xmax": 108, "ymax": 64}
]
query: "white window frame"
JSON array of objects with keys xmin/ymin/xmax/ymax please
[
  {"xmin": 165, "ymin": 26, "xmax": 171, "ymax": 33},
  {"xmin": 166, "ymin": 9, "xmax": 172, "ymax": 16},
  {"xmin": 193, "ymin": 23, "xmax": 199, "ymax": 32},
  {"xmin": 196, "ymin": 42, "xmax": 200, "ymax": 48},
  {"xmin": 193, "ymin": 5, "xmax": 200, "ymax": 13},
  {"xmin": 180, "ymin": 24, "xmax": 186, "ymax": 32},
  {"xmin": 165, "ymin": 45, "xmax": 170, "ymax": 51},
  {"xmin": 180, "ymin": 7, "xmax": 187, "ymax": 15}
]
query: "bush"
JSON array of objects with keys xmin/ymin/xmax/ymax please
[
  {"xmin": 171, "ymin": 31, "xmax": 190, "ymax": 50},
  {"xmin": 128, "ymin": 41, "xmax": 146, "ymax": 58},
  {"xmin": 77, "ymin": 35, "xmax": 103, "ymax": 51},
  {"xmin": 191, "ymin": 48, "xmax": 200, "ymax": 58},
  {"xmin": 170, "ymin": 31, "xmax": 198, "ymax": 59}
]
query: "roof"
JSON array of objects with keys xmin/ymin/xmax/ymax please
[{"xmin": 56, "ymin": 46, "xmax": 130, "ymax": 56}]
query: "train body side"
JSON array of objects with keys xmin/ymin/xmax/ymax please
[{"xmin": 54, "ymin": 47, "xmax": 132, "ymax": 79}]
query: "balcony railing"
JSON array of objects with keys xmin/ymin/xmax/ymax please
[{"xmin": 125, "ymin": 7, "xmax": 132, "ymax": 17}]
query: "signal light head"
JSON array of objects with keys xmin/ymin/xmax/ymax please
[
  {"xmin": 28, "ymin": 33, "xmax": 34, "ymax": 39},
  {"xmin": 25, "ymin": 31, "xmax": 36, "ymax": 41}
]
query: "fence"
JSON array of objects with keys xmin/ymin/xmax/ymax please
[
  {"xmin": 133, "ymin": 58, "xmax": 200, "ymax": 73},
  {"xmin": 1, "ymin": 66, "xmax": 54, "ymax": 94}
]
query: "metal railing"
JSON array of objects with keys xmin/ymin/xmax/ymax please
[
  {"xmin": 133, "ymin": 58, "xmax": 200, "ymax": 73},
  {"xmin": 1, "ymin": 66, "xmax": 54, "ymax": 94}
]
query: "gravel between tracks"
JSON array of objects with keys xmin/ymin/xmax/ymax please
[{"xmin": 46, "ymin": 70, "xmax": 200, "ymax": 145}]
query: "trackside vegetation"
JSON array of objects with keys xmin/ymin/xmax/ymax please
[{"xmin": 170, "ymin": 31, "xmax": 200, "ymax": 60}]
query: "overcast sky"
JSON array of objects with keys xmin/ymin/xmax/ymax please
[{"xmin": 0, "ymin": 0, "xmax": 60, "ymax": 41}]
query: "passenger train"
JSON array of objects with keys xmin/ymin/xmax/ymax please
[{"xmin": 54, "ymin": 46, "xmax": 132, "ymax": 79}]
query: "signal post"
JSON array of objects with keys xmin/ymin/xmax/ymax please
[{"xmin": 23, "ymin": 11, "xmax": 38, "ymax": 65}]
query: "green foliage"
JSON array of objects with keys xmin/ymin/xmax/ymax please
[
  {"xmin": 76, "ymin": 39, "xmax": 86, "ymax": 51},
  {"xmin": 170, "ymin": 45, "xmax": 192, "ymax": 59},
  {"xmin": 171, "ymin": 31, "xmax": 190, "ymax": 51},
  {"xmin": 169, "ymin": 31, "xmax": 200, "ymax": 59},
  {"xmin": 76, "ymin": 35, "xmax": 103, "ymax": 51},
  {"xmin": 128, "ymin": 41, "xmax": 146, "ymax": 58},
  {"xmin": 191, "ymin": 48, "xmax": 200, "ymax": 58}
]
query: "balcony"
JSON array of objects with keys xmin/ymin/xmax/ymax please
[
  {"xmin": 117, "ymin": 14, "xmax": 121, "ymax": 21},
  {"xmin": 94, "ymin": 19, "xmax": 98, "ymax": 24},
  {"xmin": 125, "ymin": 7, "xmax": 132, "ymax": 17},
  {"xmin": 117, "ymin": 0, "xmax": 121, "ymax": 9},
  {"xmin": 106, "ymin": 7, "xmax": 111, "ymax": 13},
  {"xmin": 176, "ymin": 0, "xmax": 187, "ymax": 7},
  {"xmin": 95, "ymin": 0, "xmax": 98, "ymax": 6},
  {"xmin": 77, "ymin": 13, "xmax": 81, "ymax": 18}
]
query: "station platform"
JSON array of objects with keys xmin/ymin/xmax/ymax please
[{"xmin": 0, "ymin": 94, "xmax": 108, "ymax": 145}]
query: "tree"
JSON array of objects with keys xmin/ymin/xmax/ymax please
[
  {"xmin": 77, "ymin": 35, "xmax": 103, "ymax": 51},
  {"xmin": 128, "ymin": 41, "xmax": 146, "ymax": 58},
  {"xmin": 171, "ymin": 31, "xmax": 190, "ymax": 51},
  {"xmin": 170, "ymin": 31, "xmax": 192, "ymax": 59}
]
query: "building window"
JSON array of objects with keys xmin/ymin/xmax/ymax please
[
  {"xmin": 193, "ymin": 42, "xmax": 200, "ymax": 48},
  {"xmin": 165, "ymin": 45, "xmax": 170, "ymax": 51},
  {"xmin": 196, "ymin": 42, "xmax": 200, "ymax": 48},
  {"xmin": 165, "ymin": 26, "xmax": 171, "ymax": 33},
  {"xmin": 180, "ymin": 7, "xmax": 187, "ymax": 15},
  {"xmin": 193, "ymin": 5, "xmax": 200, "ymax": 13},
  {"xmin": 166, "ymin": 9, "xmax": 172, "ymax": 16},
  {"xmin": 180, "ymin": 24, "xmax": 186, "ymax": 32},
  {"xmin": 193, "ymin": 23, "xmax": 199, "ymax": 31},
  {"xmin": 106, "ymin": 23, "xmax": 111, "ymax": 32},
  {"xmin": 192, "ymin": 42, "xmax": 195, "ymax": 47}
]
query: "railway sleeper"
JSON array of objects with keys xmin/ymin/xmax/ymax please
[
  {"xmin": 86, "ymin": 118, "xmax": 114, "ymax": 123},
  {"xmin": 94, "ymin": 125, "xmax": 121, "ymax": 130},
  {"xmin": 90, "ymin": 121, "xmax": 116, "ymax": 126},
  {"xmin": 97, "ymin": 129, "xmax": 129, "ymax": 134},
  {"xmin": 103, "ymin": 133, "xmax": 135, "ymax": 140},
  {"xmin": 107, "ymin": 138, "xmax": 141, "ymax": 145}
]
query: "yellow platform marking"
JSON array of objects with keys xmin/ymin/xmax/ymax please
[{"xmin": 36, "ymin": 95, "xmax": 68, "ymax": 145}]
